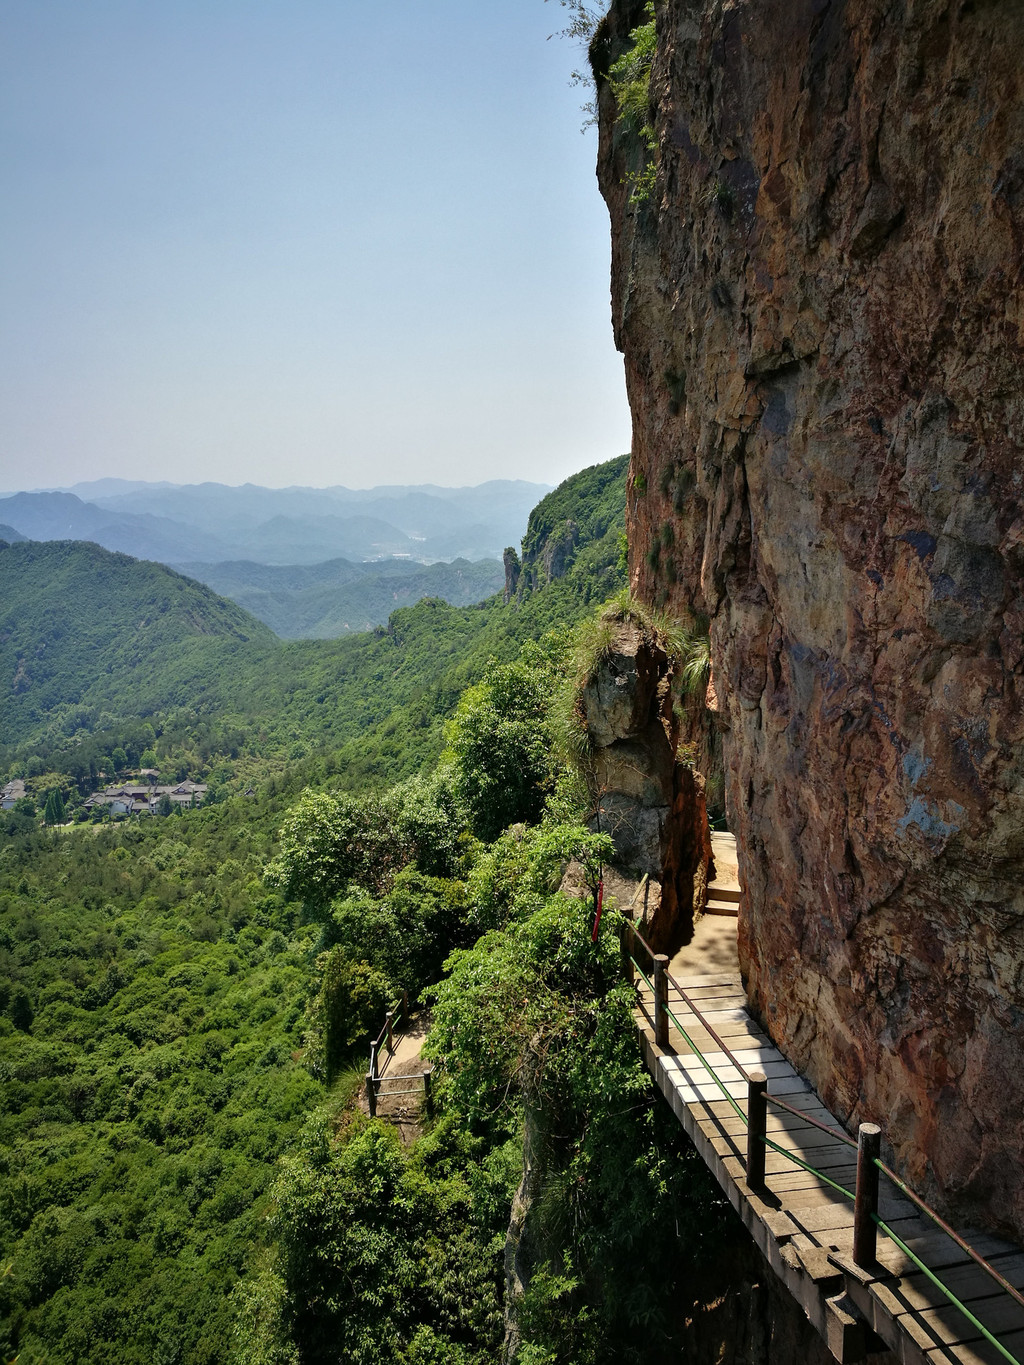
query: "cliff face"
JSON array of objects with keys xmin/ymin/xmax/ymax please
[{"xmin": 596, "ymin": 0, "xmax": 1024, "ymax": 1239}]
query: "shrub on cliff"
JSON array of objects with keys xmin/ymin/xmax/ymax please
[
  {"xmin": 608, "ymin": 3, "xmax": 658, "ymax": 207},
  {"xmin": 426, "ymin": 892, "xmax": 735, "ymax": 1364},
  {"xmin": 241, "ymin": 1115, "xmax": 515, "ymax": 1365}
]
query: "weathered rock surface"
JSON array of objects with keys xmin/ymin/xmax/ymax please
[
  {"xmin": 595, "ymin": 0, "xmax": 1024, "ymax": 1238},
  {"xmin": 581, "ymin": 620, "xmax": 711, "ymax": 951}
]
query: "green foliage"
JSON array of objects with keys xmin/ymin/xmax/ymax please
[
  {"xmin": 608, "ymin": 4, "xmax": 658, "ymax": 207},
  {"xmin": 317, "ymin": 950, "xmax": 391, "ymax": 1079},
  {"xmin": 678, "ymin": 617, "xmax": 712, "ymax": 697},
  {"xmin": 466, "ymin": 821, "xmax": 613, "ymax": 934},
  {"xmin": 443, "ymin": 652, "xmax": 558, "ymax": 842},
  {"xmin": 0, "ymin": 539, "xmax": 273, "ymax": 749},
  {"xmin": 326, "ymin": 868, "xmax": 472, "ymax": 1003},
  {"xmin": 0, "ymin": 458, "xmax": 730, "ymax": 1364},
  {"xmin": 265, "ymin": 789, "xmax": 411, "ymax": 907},
  {"xmin": 427, "ymin": 896, "xmax": 737, "ymax": 1364},
  {"xmin": 248, "ymin": 1116, "xmax": 515, "ymax": 1365},
  {"xmin": 42, "ymin": 787, "xmax": 65, "ymax": 826},
  {"xmin": 516, "ymin": 455, "xmax": 628, "ymax": 600},
  {"xmin": 0, "ymin": 797, "xmax": 323, "ymax": 1364}
]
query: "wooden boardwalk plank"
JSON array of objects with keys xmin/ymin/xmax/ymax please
[
  {"xmin": 931, "ymin": 1329, "xmax": 1024, "ymax": 1365},
  {"xmin": 632, "ymin": 974, "xmax": 1024, "ymax": 1365}
]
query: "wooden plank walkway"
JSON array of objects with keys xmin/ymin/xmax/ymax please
[{"xmin": 634, "ymin": 969, "xmax": 1024, "ymax": 1365}]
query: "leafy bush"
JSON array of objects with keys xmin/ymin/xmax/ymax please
[
  {"xmin": 247, "ymin": 1116, "xmax": 514, "ymax": 1365},
  {"xmin": 443, "ymin": 653, "xmax": 557, "ymax": 842}
]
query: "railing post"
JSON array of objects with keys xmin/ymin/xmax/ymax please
[
  {"xmin": 366, "ymin": 1071, "xmax": 377, "ymax": 1118},
  {"xmin": 370, "ymin": 1041, "xmax": 378, "ymax": 1083},
  {"xmin": 621, "ymin": 917, "xmax": 635, "ymax": 986},
  {"xmin": 746, "ymin": 1070, "xmax": 768, "ymax": 1192},
  {"xmin": 653, "ymin": 953, "xmax": 670, "ymax": 1048},
  {"xmin": 423, "ymin": 1067, "xmax": 434, "ymax": 1120},
  {"xmin": 854, "ymin": 1123, "xmax": 882, "ymax": 1268},
  {"xmin": 385, "ymin": 1009, "xmax": 394, "ymax": 1053}
]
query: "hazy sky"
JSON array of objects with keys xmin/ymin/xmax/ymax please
[{"xmin": 0, "ymin": 1, "xmax": 632, "ymax": 492}]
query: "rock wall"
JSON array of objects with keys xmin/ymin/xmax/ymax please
[
  {"xmin": 581, "ymin": 619, "xmax": 711, "ymax": 951},
  {"xmin": 595, "ymin": 0, "xmax": 1024, "ymax": 1239}
]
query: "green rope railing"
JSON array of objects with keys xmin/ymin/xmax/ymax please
[
  {"xmin": 662, "ymin": 1000, "xmax": 748, "ymax": 1124},
  {"xmin": 874, "ymin": 1216, "xmax": 1023, "ymax": 1365},
  {"xmin": 876, "ymin": 1159, "xmax": 1024, "ymax": 1314},
  {"xmin": 760, "ymin": 1136, "xmax": 854, "ymax": 1199},
  {"xmin": 629, "ymin": 955, "xmax": 1024, "ymax": 1355}
]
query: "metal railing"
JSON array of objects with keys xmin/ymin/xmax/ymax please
[
  {"xmin": 364, "ymin": 991, "xmax": 435, "ymax": 1121},
  {"xmin": 623, "ymin": 917, "xmax": 1024, "ymax": 1364}
]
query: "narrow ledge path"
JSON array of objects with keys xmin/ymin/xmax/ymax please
[{"xmin": 634, "ymin": 835, "xmax": 1024, "ymax": 1365}]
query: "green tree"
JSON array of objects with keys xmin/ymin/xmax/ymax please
[
  {"xmin": 312, "ymin": 949, "xmax": 391, "ymax": 1079},
  {"xmin": 444, "ymin": 656, "xmax": 555, "ymax": 842},
  {"xmin": 9, "ymin": 984, "xmax": 33, "ymax": 1032},
  {"xmin": 42, "ymin": 787, "xmax": 65, "ymax": 826}
]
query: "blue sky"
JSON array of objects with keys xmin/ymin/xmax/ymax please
[{"xmin": 0, "ymin": 1, "xmax": 631, "ymax": 490}]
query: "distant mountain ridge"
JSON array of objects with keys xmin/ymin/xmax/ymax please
[
  {"xmin": 0, "ymin": 478, "xmax": 550, "ymax": 567},
  {"xmin": 176, "ymin": 555, "xmax": 505, "ymax": 638},
  {"xmin": 0, "ymin": 455, "xmax": 627, "ymax": 769}
]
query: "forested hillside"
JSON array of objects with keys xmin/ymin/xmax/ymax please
[
  {"xmin": 4, "ymin": 457, "xmax": 722, "ymax": 1365},
  {"xmin": 0, "ymin": 460, "xmax": 626, "ymax": 793}
]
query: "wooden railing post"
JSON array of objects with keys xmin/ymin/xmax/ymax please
[
  {"xmin": 366, "ymin": 1071, "xmax": 377, "ymax": 1118},
  {"xmin": 746, "ymin": 1070, "xmax": 768, "ymax": 1192},
  {"xmin": 621, "ymin": 917, "xmax": 635, "ymax": 986},
  {"xmin": 653, "ymin": 953, "xmax": 670, "ymax": 1048},
  {"xmin": 423, "ymin": 1067, "xmax": 434, "ymax": 1120},
  {"xmin": 854, "ymin": 1123, "xmax": 882, "ymax": 1268},
  {"xmin": 385, "ymin": 1009, "xmax": 395, "ymax": 1053}
]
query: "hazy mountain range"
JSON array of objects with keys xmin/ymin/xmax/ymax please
[
  {"xmin": 0, "ymin": 478, "xmax": 542, "ymax": 638},
  {"xmin": 0, "ymin": 478, "xmax": 549, "ymax": 566},
  {"xmin": 175, "ymin": 556, "xmax": 505, "ymax": 638}
]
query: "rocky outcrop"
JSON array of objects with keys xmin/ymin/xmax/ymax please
[
  {"xmin": 595, "ymin": 0, "xmax": 1024, "ymax": 1239},
  {"xmin": 504, "ymin": 455, "xmax": 628, "ymax": 603},
  {"xmin": 502, "ymin": 1076, "xmax": 542, "ymax": 1364},
  {"xmin": 580, "ymin": 619, "xmax": 711, "ymax": 951},
  {"xmin": 503, "ymin": 547, "xmax": 521, "ymax": 604}
]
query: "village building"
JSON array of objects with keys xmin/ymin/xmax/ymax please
[
  {"xmin": 83, "ymin": 779, "xmax": 208, "ymax": 816},
  {"xmin": 1, "ymin": 779, "xmax": 27, "ymax": 810}
]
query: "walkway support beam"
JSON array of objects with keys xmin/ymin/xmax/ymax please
[
  {"xmin": 653, "ymin": 954, "xmax": 670, "ymax": 1048},
  {"xmin": 854, "ymin": 1123, "xmax": 882, "ymax": 1268},
  {"xmin": 746, "ymin": 1070, "xmax": 768, "ymax": 1192}
]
